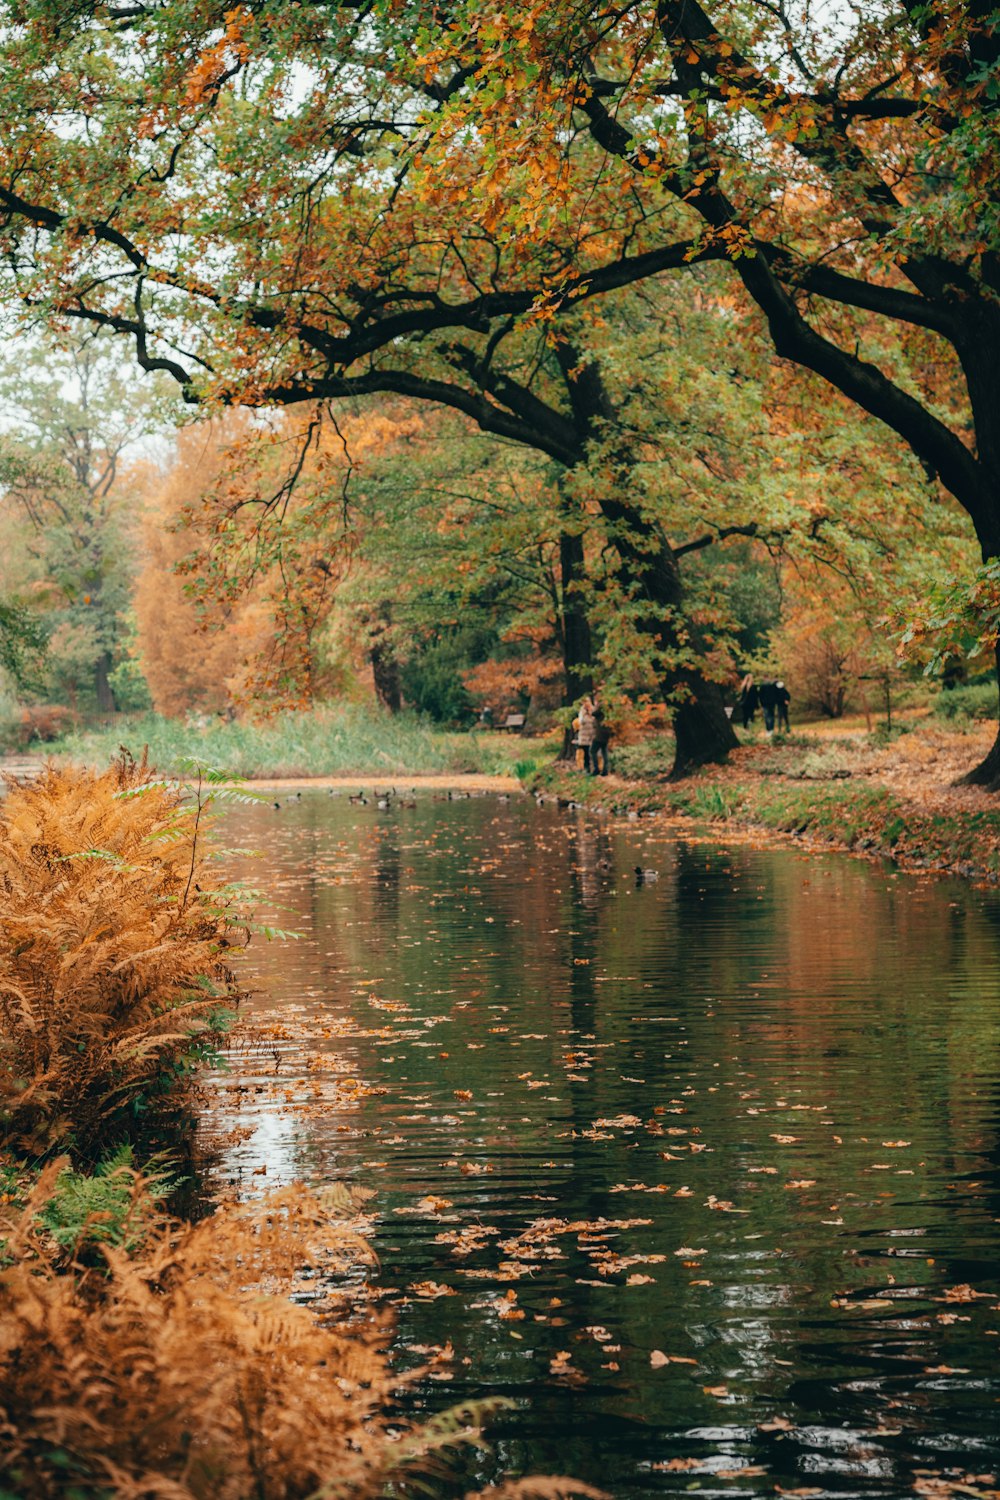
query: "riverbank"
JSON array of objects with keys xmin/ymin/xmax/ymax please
[{"xmin": 533, "ymin": 720, "xmax": 1000, "ymax": 883}]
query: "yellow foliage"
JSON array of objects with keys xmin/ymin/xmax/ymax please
[{"xmin": 133, "ymin": 418, "xmax": 276, "ymax": 718}]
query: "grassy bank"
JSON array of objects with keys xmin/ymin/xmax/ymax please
[
  {"xmin": 43, "ymin": 704, "xmax": 557, "ymax": 779},
  {"xmin": 533, "ymin": 726, "xmax": 1000, "ymax": 882}
]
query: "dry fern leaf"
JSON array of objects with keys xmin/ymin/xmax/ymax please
[{"xmin": 0, "ymin": 760, "xmax": 247, "ymax": 1155}]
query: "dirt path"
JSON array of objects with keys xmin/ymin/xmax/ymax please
[{"xmin": 705, "ymin": 721, "xmax": 999, "ymax": 821}]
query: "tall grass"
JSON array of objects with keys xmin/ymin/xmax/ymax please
[{"xmin": 47, "ymin": 704, "xmax": 556, "ymax": 778}]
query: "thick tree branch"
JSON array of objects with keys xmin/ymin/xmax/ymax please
[{"xmin": 673, "ymin": 523, "xmax": 763, "ymax": 557}]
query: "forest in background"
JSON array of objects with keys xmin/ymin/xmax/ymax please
[
  {"xmin": 0, "ymin": 298, "xmax": 981, "ymax": 756},
  {"xmin": 2, "ymin": 5, "xmax": 1000, "ymax": 1497}
]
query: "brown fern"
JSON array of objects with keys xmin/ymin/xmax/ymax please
[
  {"xmin": 0, "ymin": 1172, "xmax": 605, "ymax": 1500},
  {"xmin": 0, "ymin": 755, "xmax": 246, "ymax": 1157}
]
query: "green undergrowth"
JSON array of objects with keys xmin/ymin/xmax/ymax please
[
  {"xmin": 932, "ymin": 682, "xmax": 998, "ymax": 723},
  {"xmin": 530, "ymin": 763, "xmax": 1000, "ymax": 880},
  {"xmin": 45, "ymin": 705, "xmax": 557, "ymax": 779},
  {"xmin": 0, "ymin": 1148, "xmax": 173, "ymax": 1269}
]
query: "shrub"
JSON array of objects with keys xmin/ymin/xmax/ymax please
[
  {"xmin": 0, "ymin": 755, "xmax": 245, "ymax": 1158},
  {"xmin": 0, "ymin": 1166, "xmax": 602, "ymax": 1500},
  {"xmin": 933, "ymin": 681, "xmax": 998, "ymax": 722},
  {"xmin": 0, "ymin": 686, "xmax": 20, "ymax": 752},
  {"xmin": 15, "ymin": 704, "xmax": 77, "ymax": 747},
  {"xmin": 608, "ymin": 733, "xmax": 676, "ymax": 781},
  {"xmin": 35, "ymin": 1147, "xmax": 174, "ymax": 1261}
]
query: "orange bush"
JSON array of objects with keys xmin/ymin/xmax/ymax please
[{"xmin": 0, "ymin": 756, "xmax": 245, "ymax": 1158}]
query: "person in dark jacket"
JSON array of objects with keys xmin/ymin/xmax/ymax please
[
  {"xmin": 775, "ymin": 680, "xmax": 791, "ymax": 732},
  {"xmin": 758, "ymin": 679, "xmax": 779, "ymax": 733},
  {"xmin": 738, "ymin": 673, "xmax": 758, "ymax": 729},
  {"xmin": 592, "ymin": 692, "xmax": 611, "ymax": 775}
]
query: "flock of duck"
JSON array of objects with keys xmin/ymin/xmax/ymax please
[
  {"xmin": 271, "ymin": 786, "xmax": 512, "ymax": 811},
  {"xmin": 266, "ymin": 786, "xmax": 659, "ymax": 885}
]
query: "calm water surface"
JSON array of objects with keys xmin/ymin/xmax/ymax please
[{"xmin": 208, "ymin": 792, "xmax": 1000, "ymax": 1498}]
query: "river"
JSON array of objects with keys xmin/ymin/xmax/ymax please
[{"xmin": 204, "ymin": 789, "xmax": 1000, "ymax": 1498}]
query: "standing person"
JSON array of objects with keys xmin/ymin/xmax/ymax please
[
  {"xmin": 775, "ymin": 680, "xmax": 791, "ymax": 732},
  {"xmin": 738, "ymin": 673, "xmax": 758, "ymax": 729},
  {"xmin": 592, "ymin": 691, "xmax": 612, "ymax": 776},
  {"xmin": 758, "ymin": 679, "xmax": 779, "ymax": 734},
  {"xmin": 577, "ymin": 694, "xmax": 598, "ymax": 774}
]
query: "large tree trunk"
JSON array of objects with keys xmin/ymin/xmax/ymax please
[
  {"xmin": 560, "ymin": 528, "xmax": 593, "ymax": 704},
  {"xmin": 600, "ymin": 493, "xmax": 738, "ymax": 777},
  {"xmin": 952, "ymin": 342, "xmax": 1000, "ymax": 790},
  {"xmin": 94, "ymin": 650, "xmax": 116, "ymax": 715},
  {"xmin": 956, "ymin": 643, "xmax": 1000, "ymax": 790},
  {"xmin": 558, "ymin": 526, "xmax": 594, "ymax": 760}
]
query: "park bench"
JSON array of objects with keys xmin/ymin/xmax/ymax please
[{"xmin": 502, "ymin": 713, "xmax": 526, "ymax": 734}]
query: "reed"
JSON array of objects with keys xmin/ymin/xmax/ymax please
[{"xmin": 47, "ymin": 705, "xmax": 553, "ymax": 778}]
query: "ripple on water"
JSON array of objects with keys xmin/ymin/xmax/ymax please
[{"xmin": 200, "ymin": 794, "xmax": 1000, "ymax": 1497}]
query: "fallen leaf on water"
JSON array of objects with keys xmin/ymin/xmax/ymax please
[
  {"xmin": 703, "ymin": 1384, "xmax": 729, "ymax": 1397},
  {"xmin": 410, "ymin": 1281, "xmax": 456, "ymax": 1299},
  {"xmin": 415, "ymin": 1195, "xmax": 453, "ymax": 1214},
  {"xmin": 758, "ymin": 1416, "xmax": 795, "ymax": 1432}
]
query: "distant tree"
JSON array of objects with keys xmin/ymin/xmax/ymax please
[
  {"xmin": 133, "ymin": 416, "xmax": 302, "ymax": 717},
  {"xmin": 0, "ymin": 333, "xmax": 173, "ymax": 711}
]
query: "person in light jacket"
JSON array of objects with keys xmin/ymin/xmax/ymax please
[{"xmin": 577, "ymin": 695, "xmax": 598, "ymax": 774}]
